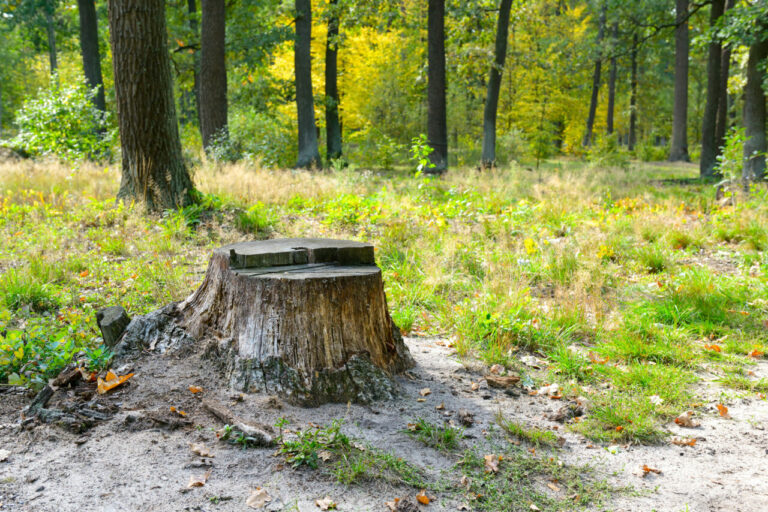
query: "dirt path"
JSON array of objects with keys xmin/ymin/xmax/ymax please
[{"xmin": 0, "ymin": 338, "xmax": 767, "ymax": 511}]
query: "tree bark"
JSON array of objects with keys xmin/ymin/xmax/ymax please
[
  {"xmin": 294, "ymin": 0, "xmax": 321, "ymax": 168},
  {"xmin": 200, "ymin": 0, "xmax": 228, "ymax": 150},
  {"xmin": 108, "ymin": 0, "xmax": 194, "ymax": 211},
  {"xmin": 427, "ymin": 0, "xmax": 447, "ymax": 173},
  {"xmin": 700, "ymin": 0, "xmax": 725, "ymax": 178},
  {"xmin": 714, "ymin": 0, "xmax": 734, "ymax": 153},
  {"xmin": 606, "ymin": 22, "xmax": 618, "ymax": 136},
  {"xmin": 582, "ymin": 3, "xmax": 606, "ymax": 147},
  {"xmin": 45, "ymin": 6, "xmax": 58, "ymax": 75},
  {"xmin": 77, "ymin": 0, "xmax": 106, "ymax": 114},
  {"xmin": 629, "ymin": 33, "xmax": 638, "ymax": 152},
  {"xmin": 669, "ymin": 0, "xmax": 689, "ymax": 161},
  {"xmin": 481, "ymin": 0, "xmax": 513, "ymax": 168},
  {"xmin": 325, "ymin": 0, "xmax": 342, "ymax": 162},
  {"xmin": 742, "ymin": 34, "xmax": 768, "ymax": 184},
  {"xmin": 186, "ymin": 0, "xmax": 201, "ymax": 128}
]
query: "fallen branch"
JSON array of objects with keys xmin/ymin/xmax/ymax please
[{"xmin": 202, "ymin": 399, "xmax": 275, "ymax": 446}]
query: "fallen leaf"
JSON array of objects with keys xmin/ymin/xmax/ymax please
[
  {"xmin": 704, "ymin": 344, "xmax": 722, "ymax": 353},
  {"xmin": 385, "ymin": 498, "xmax": 400, "ymax": 511},
  {"xmin": 588, "ymin": 352, "xmax": 609, "ymax": 364},
  {"xmin": 79, "ymin": 270, "xmax": 89, "ymax": 278},
  {"xmin": 716, "ymin": 403, "xmax": 730, "ymax": 418},
  {"xmin": 749, "ymin": 349, "xmax": 764, "ymax": 358},
  {"xmin": 489, "ymin": 364, "xmax": 504, "ymax": 374},
  {"xmin": 0, "ymin": 449, "xmax": 9, "ymax": 462},
  {"xmin": 485, "ymin": 375, "xmax": 521, "ymax": 389},
  {"xmin": 419, "ymin": 388, "xmax": 431, "ymax": 397},
  {"xmin": 187, "ymin": 468, "xmax": 211, "ymax": 488},
  {"xmin": 189, "ymin": 385, "xmax": 203, "ymax": 394},
  {"xmin": 416, "ymin": 489, "xmax": 430, "ymax": 505},
  {"xmin": 96, "ymin": 372, "xmax": 134, "ymax": 394},
  {"xmin": 471, "ymin": 382, "xmax": 479, "ymax": 391},
  {"xmin": 530, "ymin": 504, "xmax": 541, "ymax": 511},
  {"xmin": 671, "ymin": 438, "xmax": 697, "ymax": 447},
  {"xmin": 246, "ymin": 488, "xmax": 272, "ymax": 509},
  {"xmin": 170, "ymin": 406, "xmax": 187, "ymax": 417},
  {"xmin": 674, "ymin": 411, "xmax": 700, "ymax": 428},
  {"xmin": 315, "ymin": 496, "xmax": 336, "ymax": 510},
  {"xmin": 417, "ymin": 398, "xmax": 426, "ymax": 402},
  {"xmin": 189, "ymin": 443, "xmax": 214, "ymax": 458},
  {"xmin": 484, "ymin": 454, "xmax": 500, "ymax": 474},
  {"xmin": 641, "ymin": 465, "xmax": 661, "ymax": 477},
  {"xmin": 547, "ymin": 482, "xmax": 561, "ymax": 492},
  {"xmin": 460, "ymin": 475, "xmax": 470, "ymax": 490},
  {"xmin": 318, "ymin": 450, "xmax": 332, "ymax": 462},
  {"xmin": 615, "ymin": 426, "xmax": 624, "ymax": 432},
  {"xmin": 435, "ymin": 402, "xmax": 445, "ymax": 410}
]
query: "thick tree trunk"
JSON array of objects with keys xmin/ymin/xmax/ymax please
[
  {"xmin": 45, "ymin": 7, "xmax": 58, "ymax": 75},
  {"xmin": 427, "ymin": 0, "xmax": 447, "ymax": 173},
  {"xmin": 186, "ymin": 0, "xmax": 201, "ymax": 128},
  {"xmin": 582, "ymin": 3, "xmax": 606, "ymax": 147},
  {"xmin": 669, "ymin": 0, "xmax": 689, "ymax": 161},
  {"xmin": 743, "ymin": 34, "xmax": 768, "ymax": 184},
  {"xmin": 629, "ymin": 33, "xmax": 638, "ymax": 152},
  {"xmin": 700, "ymin": 0, "xmax": 725, "ymax": 178},
  {"xmin": 325, "ymin": 0, "xmax": 342, "ymax": 162},
  {"xmin": 606, "ymin": 23, "xmax": 618, "ymax": 135},
  {"xmin": 200, "ymin": 0, "xmax": 228, "ymax": 150},
  {"xmin": 115, "ymin": 239, "xmax": 415, "ymax": 406},
  {"xmin": 481, "ymin": 0, "xmax": 513, "ymax": 168},
  {"xmin": 295, "ymin": 0, "xmax": 321, "ymax": 168},
  {"xmin": 714, "ymin": 0, "xmax": 733, "ymax": 152},
  {"xmin": 108, "ymin": 0, "xmax": 194, "ymax": 211},
  {"xmin": 77, "ymin": 0, "xmax": 106, "ymax": 114}
]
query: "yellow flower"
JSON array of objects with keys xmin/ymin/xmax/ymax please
[{"xmin": 524, "ymin": 238, "xmax": 537, "ymax": 255}]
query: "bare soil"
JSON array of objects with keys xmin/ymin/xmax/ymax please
[{"xmin": 0, "ymin": 337, "xmax": 767, "ymax": 512}]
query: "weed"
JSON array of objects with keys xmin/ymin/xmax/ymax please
[
  {"xmin": 496, "ymin": 413, "xmax": 561, "ymax": 447},
  {"xmin": 405, "ymin": 418, "xmax": 464, "ymax": 451}
]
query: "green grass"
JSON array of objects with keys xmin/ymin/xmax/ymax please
[
  {"xmin": 405, "ymin": 418, "xmax": 464, "ymax": 451},
  {"xmin": 496, "ymin": 413, "xmax": 562, "ymax": 448}
]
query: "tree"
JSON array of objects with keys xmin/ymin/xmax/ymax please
[
  {"xmin": 629, "ymin": 32, "xmax": 638, "ymax": 151},
  {"xmin": 200, "ymin": 0, "xmax": 228, "ymax": 150},
  {"xmin": 742, "ymin": 27, "xmax": 768, "ymax": 184},
  {"xmin": 481, "ymin": 0, "xmax": 513, "ymax": 168},
  {"xmin": 427, "ymin": 0, "xmax": 447, "ymax": 172},
  {"xmin": 185, "ymin": 0, "xmax": 201, "ymax": 127},
  {"xmin": 714, "ymin": 0, "xmax": 734, "ymax": 153},
  {"xmin": 43, "ymin": 0, "xmax": 56, "ymax": 74},
  {"xmin": 669, "ymin": 0, "xmax": 689, "ymax": 161},
  {"xmin": 325, "ymin": 0, "xmax": 342, "ymax": 162},
  {"xmin": 606, "ymin": 22, "xmax": 618, "ymax": 135},
  {"xmin": 76, "ymin": 0, "xmax": 105, "ymax": 114},
  {"xmin": 700, "ymin": 0, "xmax": 726, "ymax": 178},
  {"xmin": 108, "ymin": 0, "xmax": 194, "ymax": 211},
  {"xmin": 582, "ymin": 2, "xmax": 606, "ymax": 147},
  {"xmin": 294, "ymin": 0, "xmax": 321, "ymax": 168}
]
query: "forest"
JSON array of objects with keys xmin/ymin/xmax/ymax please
[{"xmin": 0, "ymin": 1, "xmax": 767, "ymax": 511}]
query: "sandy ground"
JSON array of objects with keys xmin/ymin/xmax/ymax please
[{"xmin": 1, "ymin": 337, "xmax": 767, "ymax": 512}]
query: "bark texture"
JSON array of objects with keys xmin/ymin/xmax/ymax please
[
  {"xmin": 669, "ymin": 0, "xmax": 689, "ymax": 161},
  {"xmin": 606, "ymin": 23, "xmax": 618, "ymax": 136},
  {"xmin": 116, "ymin": 239, "xmax": 414, "ymax": 406},
  {"xmin": 629, "ymin": 33, "xmax": 638, "ymax": 151},
  {"xmin": 45, "ymin": 7, "xmax": 58, "ymax": 74},
  {"xmin": 582, "ymin": 3, "xmax": 606, "ymax": 147},
  {"xmin": 742, "ymin": 34, "xmax": 768, "ymax": 184},
  {"xmin": 77, "ymin": 0, "xmax": 106, "ymax": 114},
  {"xmin": 715, "ymin": 0, "xmax": 734, "ymax": 152},
  {"xmin": 108, "ymin": 0, "xmax": 194, "ymax": 211},
  {"xmin": 427, "ymin": 0, "xmax": 447, "ymax": 173},
  {"xmin": 700, "ymin": 0, "xmax": 725, "ymax": 178},
  {"xmin": 186, "ymin": 0, "xmax": 201, "ymax": 127},
  {"xmin": 481, "ymin": 0, "xmax": 513, "ymax": 168},
  {"xmin": 325, "ymin": 0, "xmax": 342, "ymax": 162},
  {"xmin": 295, "ymin": 0, "xmax": 321, "ymax": 168},
  {"xmin": 200, "ymin": 0, "xmax": 228, "ymax": 150}
]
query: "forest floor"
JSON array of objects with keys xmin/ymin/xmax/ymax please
[{"xmin": 1, "ymin": 157, "xmax": 768, "ymax": 511}]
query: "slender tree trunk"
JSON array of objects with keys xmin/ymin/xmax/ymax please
[
  {"xmin": 200, "ymin": 0, "xmax": 228, "ymax": 150},
  {"xmin": 606, "ymin": 22, "xmax": 618, "ymax": 135},
  {"xmin": 45, "ymin": 7, "xmax": 58, "ymax": 75},
  {"xmin": 481, "ymin": 0, "xmax": 513, "ymax": 168},
  {"xmin": 629, "ymin": 33, "xmax": 638, "ymax": 152},
  {"xmin": 186, "ymin": 0, "xmax": 201, "ymax": 127},
  {"xmin": 77, "ymin": 0, "xmax": 106, "ymax": 114},
  {"xmin": 582, "ymin": 3, "xmax": 606, "ymax": 147},
  {"xmin": 700, "ymin": 0, "xmax": 725, "ymax": 178},
  {"xmin": 742, "ymin": 33, "xmax": 768, "ymax": 184},
  {"xmin": 108, "ymin": 0, "xmax": 194, "ymax": 211},
  {"xmin": 715, "ymin": 0, "xmax": 734, "ymax": 153},
  {"xmin": 427, "ymin": 0, "xmax": 447, "ymax": 172},
  {"xmin": 325, "ymin": 0, "xmax": 342, "ymax": 162},
  {"xmin": 294, "ymin": 0, "xmax": 321, "ymax": 168},
  {"xmin": 669, "ymin": 0, "xmax": 689, "ymax": 161}
]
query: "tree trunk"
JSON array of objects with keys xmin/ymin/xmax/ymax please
[
  {"xmin": 742, "ymin": 34, "xmax": 768, "ymax": 184},
  {"xmin": 582, "ymin": 3, "xmax": 606, "ymax": 147},
  {"xmin": 629, "ymin": 33, "xmax": 638, "ymax": 152},
  {"xmin": 325, "ymin": 0, "xmax": 342, "ymax": 162},
  {"xmin": 108, "ymin": 0, "xmax": 194, "ymax": 211},
  {"xmin": 45, "ymin": 7, "xmax": 58, "ymax": 75},
  {"xmin": 606, "ymin": 22, "xmax": 618, "ymax": 135},
  {"xmin": 669, "ymin": 0, "xmax": 689, "ymax": 161},
  {"xmin": 200, "ymin": 0, "xmax": 228, "ymax": 150},
  {"xmin": 427, "ymin": 0, "xmax": 447, "ymax": 173},
  {"xmin": 115, "ymin": 239, "xmax": 415, "ymax": 406},
  {"xmin": 186, "ymin": 0, "xmax": 201, "ymax": 128},
  {"xmin": 77, "ymin": 0, "xmax": 106, "ymax": 114},
  {"xmin": 715, "ymin": 0, "xmax": 734, "ymax": 153},
  {"xmin": 481, "ymin": 0, "xmax": 513, "ymax": 168},
  {"xmin": 700, "ymin": 0, "xmax": 725, "ymax": 178},
  {"xmin": 295, "ymin": 0, "xmax": 321, "ymax": 168}
]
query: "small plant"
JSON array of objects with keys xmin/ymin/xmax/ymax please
[
  {"xmin": 410, "ymin": 134, "xmax": 436, "ymax": 176},
  {"xmin": 84, "ymin": 345, "xmax": 113, "ymax": 371},
  {"xmin": 235, "ymin": 202, "xmax": 275, "ymax": 234},
  {"xmin": 0, "ymin": 268, "xmax": 58, "ymax": 313},
  {"xmin": 279, "ymin": 420, "xmax": 350, "ymax": 468},
  {"xmin": 218, "ymin": 424, "xmax": 266, "ymax": 450},
  {"xmin": 497, "ymin": 413, "xmax": 561, "ymax": 447},
  {"xmin": 405, "ymin": 418, "xmax": 463, "ymax": 451},
  {"xmin": 714, "ymin": 127, "xmax": 747, "ymax": 182}
]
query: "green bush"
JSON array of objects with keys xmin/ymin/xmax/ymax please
[
  {"xmin": 636, "ymin": 141, "xmax": 668, "ymax": 162},
  {"xmin": 229, "ymin": 107, "xmax": 294, "ymax": 167},
  {"xmin": 588, "ymin": 134, "xmax": 630, "ymax": 169},
  {"xmin": 8, "ymin": 76, "xmax": 114, "ymax": 161}
]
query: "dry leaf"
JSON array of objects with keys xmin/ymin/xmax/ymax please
[
  {"xmin": 588, "ymin": 352, "xmax": 609, "ymax": 364},
  {"xmin": 187, "ymin": 469, "xmax": 211, "ymax": 488},
  {"xmin": 671, "ymin": 438, "xmax": 697, "ymax": 447},
  {"xmin": 385, "ymin": 498, "xmax": 400, "ymax": 511},
  {"xmin": 749, "ymin": 349, "xmax": 764, "ymax": 358},
  {"xmin": 416, "ymin": 489, "xmax": 430, "ymax": 505},
  {"xmin": 246, "ymin": 488, "xmax": 272, "ymax": 509},
  {"xmin": 318, "ymin": 450, "xmax": 333, "ymax": 462},
  {"xmin": 716, "ymin": 403, "xmax": 730, "ymax": 418},
  {"xmin": 483, "ymin": 454, "xmax": 500, "ymax": 474},
  {"xmin": 419, "ymin": 388, "xmax": 431, "ymax": 397},
  {"xmin": 435, "ymin": 402, "xmax": 445, "ymax": 410},
  {"xmin": 460, "ymin": 475, "xmax": 470, "ymax": 490},
  {"xmin": 674, "ymin": 411, "xmax": 700, "ymax": 428},
  {"xmin": 547, "ymin": 482, "xmax": 561, "ymax": 492},
  {"xmin": 189, "ymin": 443, "xmax": 214, "ymax": 458},
  {"xmin": 641, "ymin": 465, "xmax": 661, "ymax": 477},
  {"xmin": 489, "ymin": 364, "xmax": 504, "ymax": 374},
  {"xmin": 315, "ymin": 496, "xmax": 336, "ymax": 510},
  {"xmin": 530, "ymin": 505, "xmax": 541, "ymax": 511},
  {"xmin": 485, "ymin": 375, "xmax": 521, "ymax": 389},
  {"xmin": 704, "ymin": 344, "xmax": 722, "ymax": 353},
  {"xmin": 189, "ymin": 385, "xmax": 203, "ymax": 394},
  {"xmin": 96, "ymin": 372, "xmax": 134, "ymax": 394},
  {"xmin": 471, "ymin": 382, "xmax": 479, "ymax": 391},
  {"xmin": 170, "ymin": 406, "xmax": 187, "ymax": 417},
  {"xmin": 0, "ymin": 449, "xmax": 10, "ymax": 462}
]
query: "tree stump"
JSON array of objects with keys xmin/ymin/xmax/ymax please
[{"xmin": 117, "ymin": 239, "xmax": 414, "ymax": 405}]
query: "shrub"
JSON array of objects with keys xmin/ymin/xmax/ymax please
[
  {"xmin": 229, "ymin": 107, "xmax": 294, "ymax": 167},
  {"xmin": 588, "ymin": 134, "xmax": 630, "ymax": 169}
]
